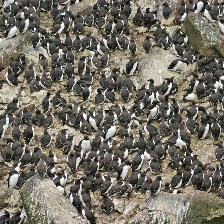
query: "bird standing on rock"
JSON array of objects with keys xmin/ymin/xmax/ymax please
[
  {"xmin": 143, "ymin": 36, "xmax": 152, "ymax": 54},
  {"xmin": 37, "ymin": 155, "xmax": 47, "ymax": 179},
  {"xmin": 162, "ymin": 2, "xmax": 172, "ymax": 19}
]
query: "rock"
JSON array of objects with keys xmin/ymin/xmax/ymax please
[
  {"xmin": 39, "ymin": 12, "xmax": 53, "ymax": 31},
  {"xmin": 26, "ymin": 46, "xmax": 49, "ymax": 66},
  {"xmin": 138, "ymin": 47, "xmax": 196, "ymax": 86},
  {"xmin": 20, "ymin": 175, "xmax": 87, "ymax": 224},
  {"xmin": 184, "ymin": 13, "xmax": 224, "ymax": 59},
  {"xmin": 0, "ymin": 32, "xmax": 32, "ymax": 71},
  {"xmin": 0, "ymin": 84, "xmax": 20, "ymax": 104},
  {"xmin": 0, "ymin": 164, "xmax": 10, "ymax": 210},
  {"xmin": 113, "ymin": 198, "xmax": 126, "ymax": 213},
  {"xmin": 128, "ymin": 191, "xmax": 224, "ymax": 224},
  {"xmin": 70, "ymin": 0, "xmax": 96, "ymax": 16},
  {"xmin": 134, "ymin": 0, "xmax": 178, "ymax": 11}
]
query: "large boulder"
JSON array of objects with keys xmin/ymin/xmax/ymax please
[
  {"xmin": 20, "ymin": 176, "xmax": 87, "ymax": 224},
  {"xmin": 70, "ymin": 0, "xmax": 97, "ymax": 16},
  {"xmin": 138, "ymin": 47, "xmax": 196, "ymax": 86},
  {"xmin": 0, "ymin": 31, "xmax": 32, "ymax": 71},
  {"xmin": 183, "ymin": 12, "xmax": 224, "ymax": 59},
  {"xmin": 126, "ymin": 191, "xmax": 224, "ymax": 224}
]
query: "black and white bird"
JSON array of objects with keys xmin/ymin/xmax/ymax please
[
  {"xmin": 162, "ymin": 2, "xmax": 172, "ymax": 19},
  {"xmin": 150, "ymin": 176, "xmax": 163, "ymax": 196},
  {"xmin": 194, "ymin": 0, "xmax": 207, "ymax": 14},
  {"xmin": 101, "ymin": 195, "xmax": 114, "ymax": 214},
  {"xmin": 168, "ymin": 59, "xmax": 189, "ymax": 73},
  {"xmin": 218, "ymin": 19, "xmax": 224, "ymax": 35},
  {"xmin": 143, "ymin": 36, "xmax": 152, "ymax": 54},
  {"xmin": 8, "ymin": 165, "xmax": 20, "ymax": 189}
]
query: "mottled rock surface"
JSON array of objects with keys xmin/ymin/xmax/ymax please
[
  {"xmin": 0, "ymin": 32, "xmax": 32, "ymax": 71},
  {"xmin": 184, "ymin": 13, "xmax": 224, "ymax": 58},
  {"xmin": 126, "ymin": 191, "xmax": 224, "ymax": 224},
  {"xmin": 138, "ymin": 47, "xmax": 196, "ymax": 85},
  {"xmin": 70, "ymin": 0, "xmax": 97, "ymax": 16},
  {"xmin": 20, "ymin": 176, "xmax": 87, "ymax": 224}
]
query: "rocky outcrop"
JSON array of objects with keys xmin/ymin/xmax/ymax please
[
  {"xmin": 184, "ymin": 13, "xmax": 224, "ymax": 58},
  {"xmin": 20, "ymin": 176, "xmax": 87, "ymax": 224},
  {"xmin": 70, "ymin": 0, "xmax": 96, "ymax": 16},
  {"xmin": 0, "ymin": 31, "xmax": 32, "ymax": 71},
  {"xmin": 126, "ymin": 191, "xmax": 224, "ymax": 224},
  {"xmin": 138, "ymin": 47, "xmax": 196, "ymax": 86},
  {"xmin": 134, "ymin": 0, "xmax": 178, "ymax": 11}
]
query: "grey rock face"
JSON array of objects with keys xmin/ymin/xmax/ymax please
[
  {"xmin": 127, "ymin": 191, "xmax": 224, "ymax": 224},
  {"xmin": 70, "ymin": 0, "xmax": 96, "ymax": 16},
  {"xmin": 20, "ymin": 175, "xmax": 87, "ymax": 224},
  {"xmin": 138, "ymin": 47, "xmax": 196, "ymax": 86},
  {"xmin": 184, "ymin": 12, "xmax": 224, "ymax": 58},
  {"xmin": 138, "ymin": 47, "xmax": 178, "ymax": 85},
  {"xmin": 0, "ymin": 32, "xmax": 32, "ymax": 71},
  {"xmin": 0, "ymin": 84, "xmax": 20, "ymax": 106}
]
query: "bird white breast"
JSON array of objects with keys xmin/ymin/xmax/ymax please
[
  {"xmin": 174, "ymin": 177, "xmax": 183, "ymax": 189},
  {"xmin": 144, "ymin": 150, "xmax": 151, "ymax": 160},
  {"xmin": 124, "ymin": 148, "xmax": 128, "ymax": 159},
  {"xmin": 81, "ymin": 209, "xmax": 88, "ymax": 223},
  {"xmin": 53, "ymin": 155, "xmax": 57, "ymax": 163},
  {"xmin": 9, "ymin": 173, "xmax": 19, "ymax": 188},
  {"xmin": 117, "ymin": 39, "xmax": 123, "ymax": 51},
  {"xmin": 58, "ymin": 22, "xmax": 65, "ymax": 34},
  {"xmin": 50, "ymin": 166, "xmax": 56, "ymax": 174},
  {"xmin": 195, "ymin": 2, "xmax": 204, "ymax": 13},
  {"xmin": 106, "ymin": 126, "xmax": 116, "ymax": 139},
  {"xmin": 57, "ymin": 185, "xmax": 65, "ymax": 194},
  {"xmin": 202, "ymin": 124, "xmax": 210, "ymax": 139},
  {"xmin": 219, "ymin": 21, "xmax": 224, "ymax": 34},
  {"xmin": 186, "ymin": 171, "xmax": 194, "ymax": 186},
  {"xmin": 154, "ymin": 180, "xmax": 162, "ymax": 195},
  {"xmin": 75, "ymin": 156, "xmax": 81, "ymax": 170},
  {"xmin": 204, "ymin": 10, "xmax": 213, "ymax": 21},
  {"xmin": 22, "ymin": 19, "xmax": 29, "ymax": 33},
  {"xmin": 180, "ymin": 13, "xmax": 187, "ymax": 22},
  {"xmin": 192, "ymin": 108, "xmax": 199, "ymax": 121},
  {"xmin": 121, "ymin": 165, "xmax": 130, "ymax": 180},
  {"xmin": 7, "ymin": 26, "xmax": 18, "ymax": 39},
  {"xmin": 184, "ymin": 36, "xmax": 188, "ymax": 44},
  {"xmin": 175, "ymin": 137, "xmax": 186, "ymax": 149},
  {"xmin": 102, "ymin": 38, "xmax": 109, "ymax": 49},
  {"xmin": 89, "ymin": 116, "xmax": 98, "ymax": 131},
  {"xmin": 164, "ymin": 83, "xmax": 173, "ymax": 96},
  {"xmin": 186, "ymin": 93, "xmax": 195, "ymax": 101},
  {"xmin": 3, "ymin": 0, "xmax": 14, "ymax": 8},
  {"xmin": 112, "ymin": 22, "xmax": 116, "ymax": 33},
  {"xmin": 136, "ymin": 154, "xmax": 144, "ymax": 170},
  {"xmin": 19, "ymin": 210, "xmax": 26, "ymax": 224},
  {"xmin": 149, "ymin": 92, "xmax": 155, "ymax": 104},
  {"xmin": 214, "ymin": 80, "xmax": 223, "ymax": 90},
  {"xmin": 81, "ymin": 140, "xmax": 92, "ymax": 152},
  {"xmin": 193, "ymin": 80, "xmax": 199, "ymax": 93},
  {"xmin": 174, "ymin": 60, "xmax": 185, "ymax": 71},
  {"xmin": 69, "ymin": 193, "xmax": 74, "ymax": 203},
  {"xmin": 97, "ymin": 44, "xmax": 104, "ymax": 56},
  {"xmin": 60, "ymin": 175, "xmax": 67, "ymax": 186},
  {"xmin": 79, "ymin": 193, "xmax": 86, "ymax": 207},
  {"xmin": 149, "ymin": 105, "xmax": 159, "ymax": 119},
  {"xmin": 131, "ymin": 62, "xmax": 138, "ymax": 76}
]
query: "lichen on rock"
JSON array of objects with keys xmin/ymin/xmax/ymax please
[
  {"xmin": 184, "ymin": 13, "xmax": 224, "ymax": 58},
  {"xmin": 20, "ymin": 175, "xmax": 87, "ymax": 224}
]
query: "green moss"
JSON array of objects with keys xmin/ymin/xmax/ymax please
[
  {"xmin": 204, "ymin": 216, "xmax": 224, "ymax": 224},
  {"xmin": 21, "ymin": 186, "xmax": 49, "ymax": 224},
  {"xmin": 186, "ymin": 193, "xmax": 224, "ymax": 224}
]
